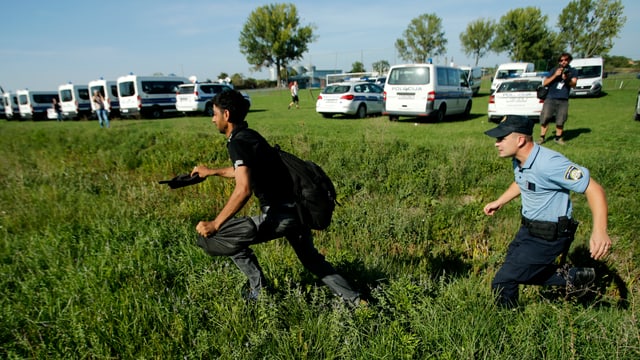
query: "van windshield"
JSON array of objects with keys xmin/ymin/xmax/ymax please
[
  {"xmin": 119, "ymin": 81, "xmax": 135, "ymax": 97},
  {"xmin": 574, "ymin": 65, "xmax": 602, "ymax": 78},
  {"xmin": 388, "ymin": 67, "xmax": 431, "ymax": 85},
  {"xmin": 60, "ymin": 90, "xmax": 73, "ymax": 102}
]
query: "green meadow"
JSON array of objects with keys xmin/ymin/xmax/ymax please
[{"xmin": 1, "ymin": 77, "xmax": 639, "ymax": 359}]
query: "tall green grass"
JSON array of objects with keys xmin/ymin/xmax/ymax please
[{"xmin": 1, "ymin": 79, "xmax": 639, "ymax": 358}]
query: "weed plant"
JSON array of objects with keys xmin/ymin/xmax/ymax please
[{"xmin": 0, "ymin": 79, "xmax": 639, "ymax": 358}]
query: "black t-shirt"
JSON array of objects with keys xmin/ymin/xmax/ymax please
[{"xmin": 227, "ymin": 126, "xmax": 295, "ymax": 207}]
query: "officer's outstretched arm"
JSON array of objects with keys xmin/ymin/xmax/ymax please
[{"xmin": 584, "ymin": 179, "xmax": 611, "ymax": 260}]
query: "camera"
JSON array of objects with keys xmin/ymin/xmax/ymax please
[{"xmin": 562, "ymin": 68, "xmax": 571, "ymax": 76}]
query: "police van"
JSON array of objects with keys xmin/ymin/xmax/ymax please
[
  {"xmin": 16, "ymin": 89, "xmax": 59, "ymax": 120},
  {"xmin": 88, "ymin": 79, "xmax": 120, "ymax": 117},
  {"xmin": 383, "ymin": 63, "xmax": 473, "ymax": 122},
  {"xmin": 460, "ymin": 66, "xmax": 483, "ymax": 96},
  {"xmin": 490, "ymin": 62, "xmax": 535, "ymax": 93},
  {"xmin": 117, "ymin": 74, "xmax": 188, "ymax": 118},
  {"xmin": 570, "ymin": 57, "xmax": 605, "ymax": 97},
  {"xmin": 58, "ymin": 83, "xmax": 91, "ymax": 119}
]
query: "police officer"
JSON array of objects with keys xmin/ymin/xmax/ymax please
[
  {"xmin": 483, "ymin": 115, "xmax": 611, "ymax": 308},
  {"xmin": 191, "ymin": 90, "xmax": 361, "ymax": 305},
  {"xmin": 538, "ymin": 53, "xmax": 578, "ymax": 145}
]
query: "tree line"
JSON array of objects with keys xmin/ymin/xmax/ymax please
[{"xmin": 233, "ymin": 1, "xmax": 628, "ymax": 86}]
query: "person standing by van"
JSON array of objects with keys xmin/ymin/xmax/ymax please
[
  {"xmin": 538, "ymin": 53, "xmax": 577, "ymax": 145},
  {"xmin": 92, "ymin": 90, "xmax": 109, "ymax": 128},
  {"xmin": 288, "ymin": 81, "xmax": 299, "ymax": 109},
  {"xmin": 52, "ymin": 98, "xmax": 62, "ymax": 122}
]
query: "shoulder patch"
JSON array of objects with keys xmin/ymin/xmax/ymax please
[
  {"xmin": 564, "ymin": 165, "xmax": 584, "ymax": 181},
  {"xmin": 234, "ymin": 159, "xmax": 245, "ymax": 169}
]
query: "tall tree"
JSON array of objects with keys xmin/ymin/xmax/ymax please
[
  {"xmin": 557, "ymin": 0, "xmax": 626, "ymax": 58},
  {"xmin": 239, "ymin": 3, "xmax": 315, "ymax": 87},
  {"xmin": 395, "ymin": 13, "xmax": 447, "ymax": 63},
  {"xmin": 372, "ymin": 60, "xmax": 390, "ymax": 75},
  {"xmin": 459, "ymin": 18, "xmax": 496, "ymax": 66},
  {"xmin": 350, "ymin": 61, "xmax": 366, "ymax": 73},
  {"xmin": 492, "ymin": 7, "xmax": 554, "ymax": 62}
]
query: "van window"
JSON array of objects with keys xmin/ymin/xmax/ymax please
[
  {"xmin": 60, "ymin": 90, "xmax": 73, "ymax": 102},
  {"xmin": 388, "ymin": 67, "xmax": 430, "ymax": 85},
  {"xmin": 78, "ymin": 89, "xmax": 90, "ymax": 100},
  {"xmin": 33, "ymin": 94, "xmax": 57, "ymax": 104},
  {"xmin": 90, "ymin": 86, "xmax": 104, "ymax": 97},
  {"xmin": 19, "ymin": 94, "xmax": 28, "ymax": 105},
  {"xmin": 141, "ymin": 81, "xmax": 183, "ymax": 94},
  {"xmin": 119, "ymin": 81, "xmax": 135, "ymax": 97},
  {"xmin": 110, "ymin": 85, "xmax": 118, "ymax": 97},
  {"xmin": 575, "ymin": 65, "xmax": 602, "ymax": 78}
]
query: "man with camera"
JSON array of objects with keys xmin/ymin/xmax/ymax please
[{"xmin": 538, "ymin": 53, "xmax": 578, "ymax": 145}]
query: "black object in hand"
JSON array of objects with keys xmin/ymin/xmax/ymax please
[{"xmin": 159, "ymin": 173, "xmax": 206, "ymax": 189}]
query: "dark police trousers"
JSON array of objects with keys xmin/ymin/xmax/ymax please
[
  {"xmin": 492, "ymin": 217, "xmax": 578, "ymax": 307},
  {"xmin": 198, "ymin": 204, "xmax": 359, "ymax": 302}
]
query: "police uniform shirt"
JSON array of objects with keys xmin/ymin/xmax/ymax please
[
  {"xmin": 513, "ymin": 144, "xmax": 590, "ymax": 222},
  {"xmin": 227, "ymin": 126, "xmax": 295, "ymax": 207}
]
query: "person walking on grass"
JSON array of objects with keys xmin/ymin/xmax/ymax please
[
  {"xmin": 538, "ymin": 53, "xmax": 577, "ymax": 145},
  {"xmin": 192, "ymin": 89, "xmax": 361, "ymax": 305},
  {"xmin": 288, "ymin": 81, "xmax": 299, "ymax": 109},
  {"xmin": 483, "ymin": 115, "xmax": 611, "ymax": 308},
  {"xmin": 92, "ymin": 90, "xmax": 110, "ymax": 128}
]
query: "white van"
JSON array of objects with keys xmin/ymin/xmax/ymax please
[
  {"xmin": 117, "ymin": 74, "xmax": 188, "ymax": 118},
  {"xmin": 491, "ymin": 62, "xmax": 535, "ymax": 92},
  {"xmin": 570, "ymin": 57, "xmax": 605, "ymax": 97},
  {"xmin": 383, "ymin": 64, "xmax": 473, "ymax": 122},
  {"xmin": 460, "ymin": 66, "xmax": 483, "ymax": 96},
  {"xmin": 16, "ymin": 89, "xmax": 59, "ymax": 120},
  {"xmin": 2, "ymin": 92, "xmax": 19, "ymax": 119},
  {"xmin": 58, "ymin": 83, "xmax": 91, "ymax": 119},
  {"xmin": 88, "ymin": 79, "xmax": 120, "ymax": 117}
]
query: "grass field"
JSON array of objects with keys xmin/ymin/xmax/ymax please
[{"xmin": 1, "ymin": 77, "xmax": 639, "ymax": 359}]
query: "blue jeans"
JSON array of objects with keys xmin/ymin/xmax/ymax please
[
  {"xmin": 198, "ymin": 205, "xmax": 360, "ymax": 302},
  {"xmin": 97, "ymin": 109, "xmax": 109, "ymax": 128}
]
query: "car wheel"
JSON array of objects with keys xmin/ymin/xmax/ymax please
[
  {"xmin": 150, "ymin": 107, "xmax": 163, "ymax": 119},
  {"xmin": 321, "ymin": 113, "xmax": 333, "ymax": 118},
  {"xmin": 434, "ymin": 104, "xmax": 446, "ymax": 122},
  {"xmin": 204, "ymin": 103, "xmax": 213, "ymax": 117},
  {"xmin": 355, "ymin": 104, "xmax": 367, "ymax": 118},
  {"xmin": 388, "ymin": 115, "xmax": 399, "ymax": 121},
  {"xmin": 463, "ymin": 100, "xmax": 472, "ymax": 117}
]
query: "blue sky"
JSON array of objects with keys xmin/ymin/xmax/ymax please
[{"xmin": 1, "ymin": 0, "xmax": 637, "ymax": 91}]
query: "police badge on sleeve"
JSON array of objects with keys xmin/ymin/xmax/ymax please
[{"xmin": 564, "ymin": 165, "xmax": 584, "ymax": 180}]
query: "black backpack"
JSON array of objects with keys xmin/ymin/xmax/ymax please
[{"xmin": 274, "ymin": 145, "xmax": 338, "ymax": 230}]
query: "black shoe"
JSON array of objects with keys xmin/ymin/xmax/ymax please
[{"xmin": 568, "ymin": 267, "xmax": 595, "ymax": 297}]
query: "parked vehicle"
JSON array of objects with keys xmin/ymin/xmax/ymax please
[
  {"xmin": 490, "ymin": 62, "xmax": 535, "ymax": 93},
  {"xmin": 635, "ymin": 90, "xmax": 640, "ymax": 121},
  {"xmin": 383, "ymin": 64, "xmax": 472, "ymax": 122},
  {"xmin": 58, "ymin": 83, "xmax": 91, "ymax": 119},
  {"xmin": 316, "ymin": 81, "xmax": 384, "ymax": 118},
  {"xmin": 570, "ymin": 57, "xmax": 605, "ymax": 97},
  {"xmin": 176, "ymin": 82, "xmax": 232, "ymax": 116},
  {"xmin": 117, "ymin": 74, "xmax": 188, "ymax": 118},
  {"xmin": 487, "ymin": 75, "xmax": 544, "ymax": 123},
  {"xmin": 88, "ymin": 79, "xmax": 120, "ymax": 117},
  {"xmin": 460, "ymin": 65, "xmax": 483, "ymax": 96},
  {"xmin": 2, "ymin": 92, "xmax": 19, "ymax": 120},
  {"xmin": 16, "ymin": 89, "xmax": 59, "ymax": 120}
]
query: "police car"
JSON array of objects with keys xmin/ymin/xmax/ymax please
[
  {"xmin": 487, "ymin": 75, "xmax": 544, "ymax": 123},
  {"xmin": 316, "ymin": 81, "xmax": 384, "ymax": 118}
]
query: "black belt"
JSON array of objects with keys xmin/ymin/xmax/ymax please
[{"xmin": 521, "ymin": 216, "xmax": 578, "ymax": 241}]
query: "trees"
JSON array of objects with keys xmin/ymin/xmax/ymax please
[
  {"xmin": 557, "ymin": 0, "xmax": 626, "ymax": 58},
  {"xmin": 459, "ymin": 18, "xmax": 495, "ymax": 66},
  {"xmin": 239, "ymin": 3, "xmax": 315, "ymax": 87},
  {"xmin": 492, "ymin": 7, "xmax": 557, "ymax": 62},
  {"xmin": 395, "ymin": 13, "xmax": 447, "ymax": 63},
  {"xmin": 350, "ymin": 61, "xmax": 366, "ymax": 73},
  {"xmin": 372, "ymin": 60, "xmax": 390, "ymax": 75}
]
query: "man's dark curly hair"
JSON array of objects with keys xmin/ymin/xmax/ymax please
[{"xmin": 212, "ymin": 90, "xmax": 249, "ymax": 124}]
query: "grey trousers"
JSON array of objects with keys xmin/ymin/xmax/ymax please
[{"xmin": 198, "ymin": 205, "xmax": 360, "ymax": 302}]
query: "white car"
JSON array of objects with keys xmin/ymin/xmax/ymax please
[
  {"xmin": 316, "ymin": 81, "xmax": 384, "ymax": 118},
  {"xmin": 487, "ymin": 77, "xmax": 544, "ymax": 123},
  {"xmin": 176, "ymin": 83, "xmax": 251, "ymax": 116}
]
